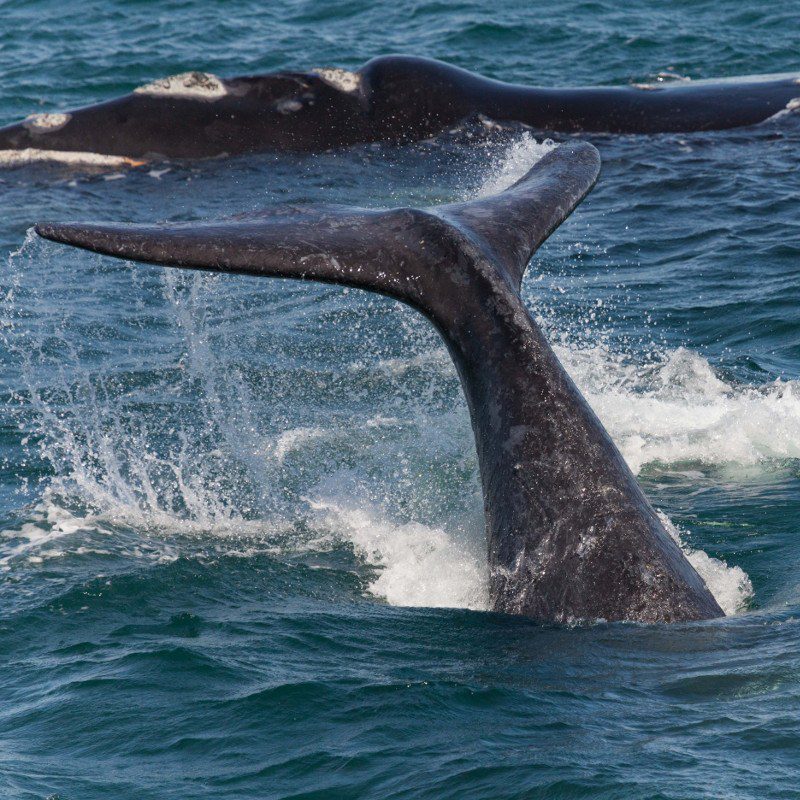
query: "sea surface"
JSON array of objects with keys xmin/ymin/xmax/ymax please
[{"xmin": 1, "ymin": 1, "xmax": 800, "ymax": 798}]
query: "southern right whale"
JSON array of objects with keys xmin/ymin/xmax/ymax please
[
  {"xmin": 35, "ymin": 141, "xmax": 724, "ymax": 623},
  {"xmin": 2, "ymin": 55, "xmax": 799, "ymax": 162}
]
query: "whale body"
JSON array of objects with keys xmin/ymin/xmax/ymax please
[
  {"xmin": 35, "ymin": 142, "xmax": 724, "ymax": 623},
  {"xmin": 3, "ymin": 56, "xmax": 799, "ymax": 162}
]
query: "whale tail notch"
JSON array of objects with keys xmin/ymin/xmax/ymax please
[{"xmin": 34, "ymin": 142, "xmax": 601, "ymax": 312}]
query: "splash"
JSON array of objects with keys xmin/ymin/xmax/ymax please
[
  {"xmin": 552, "ymin": 342, "xmax": 800, "ymax": 474},
  {"xmin": 1, "ymin": 236, "xmax": 271, "ymax": 533},
  {"xmin": 1, "ymin": 134, "xmax": 779, "ymax": 617},
  {"xmin": 473, "ymin": 132, "xmax": 557, "ymax": 197}
]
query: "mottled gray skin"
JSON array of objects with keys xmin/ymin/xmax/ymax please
[
  {"xmin": 3, "ymin": 56, "xmax": 800, "ymax": 159},
  {"xmin": 35, "ymin": 142, "xmax": 723, "ymax": 623}
]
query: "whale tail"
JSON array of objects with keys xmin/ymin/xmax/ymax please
[{"xmin": 35, "ymin": 142, "xmax": 724, "ymax": 623}]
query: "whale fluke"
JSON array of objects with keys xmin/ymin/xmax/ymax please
[
  {"xmin": 36, "ymin": 142, "xmax": 724, "ymax": 623},
  {"xmin": 4, "ymin": 56, "xmax": 800, "ymax": 162},
  {"xmin": 35, "ymin": 141, "xmax": 597, "ymax": 294}
]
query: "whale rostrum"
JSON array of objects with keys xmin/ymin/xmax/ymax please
[
  {"xmin": 3, "ymin": 56, "xmax": 800, "ymax": 162},
  {"xmin": 35, "ymin": 142, "xmax": 724, "ymax": 623}
]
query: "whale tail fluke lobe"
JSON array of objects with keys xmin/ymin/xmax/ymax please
[
  {"xmin": 36, "ymin": 204, "xmax": 438, "ymax": 305},
  {"xmin": 34, "ymin": 142, "xmax": 725, "ymax": 624}
]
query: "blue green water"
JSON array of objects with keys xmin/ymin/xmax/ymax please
[{"xmin": 2, "ymin": 1, "xmax": 800, "ymax": 798}]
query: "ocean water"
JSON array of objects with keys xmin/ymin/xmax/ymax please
[{"xmin": 1, "ymin": 1, "xmax": 800, "ymax": 798}]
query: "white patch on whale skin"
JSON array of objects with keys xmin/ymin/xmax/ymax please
[
  {"xmin": 765, "ymin": 96, "xmax": 800, "ymax": 122},
  {"xmin": 275, "ymin": 97, "xmax": 303, "ymax": 115},
  {"xmin": 134, "ymin": 71, "xmax": 228, "ymax": 100},
  {"xmin": 312, "ymin": 67, "xmax": 361, "ymax": 93},
  {"xmin": 23, "ymin": 112, "xmax": 71, "ymax": 133},
  {"xmin": 0, "ymin": 148, "xmax": 145, "ymax": 168}
]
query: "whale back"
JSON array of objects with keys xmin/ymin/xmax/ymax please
[{"xmin": 2, "ymin": 56, "xmax": 799, "ymax": 161}]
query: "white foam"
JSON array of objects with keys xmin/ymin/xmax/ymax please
[
  {"xmin": 134, "ymin": 71, "xmax": 227, "ymax": 100},
  {"xmin": 0, "ymin": 148, "xmax": 144, "ymax": 168},
  {"xmin": 653, "ymin": 72, "xmax": 691, "ymax": 83},
  {"xmin": 308, "ymin": 497, "xmax": 489, "ymax": 610},
  {"xmin": 660, "ymin": 513, "xmax": 753, "ymax": 615},
  {"xmin": 766, "ymin": 96, "xmax": 800, "ymax": 122},
  {"xmin": 552, "ymin": 343, "xmax": 800, "ymax": 475},
  {"xmin": 0, "ymin": 493, "xmax": 94, "ymax": 570},
  {"xmin": 0, "ymin": 489, "xmax": 294, "ymax": 571}
]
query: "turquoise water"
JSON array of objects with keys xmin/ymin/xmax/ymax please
[{"xmin": 2, "ymin": 2, "xmax": 800, "ymax": 798}]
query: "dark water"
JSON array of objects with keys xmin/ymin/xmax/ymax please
[{"xmin": 2, "ymin": 2, "xmax": 800, "ymax": 798}]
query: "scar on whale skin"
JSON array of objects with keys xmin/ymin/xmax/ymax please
[
  {"xmin": 35, "ymin": 142, "xmax": 725, "ymax": 624},
  {"xmin": 311, "ymin": 67, "xmax": 361, "ymax": 94},
  {"xmin": 134, "ymin": 71, "xmax": 228, "ymax": 100},
  {"xmin": 23, "ymin": 113, "xmax": 72, "ymax": 133},
  {"xmin": 0, "ymin": 148, "xmax": 145, "ymax": 168}
]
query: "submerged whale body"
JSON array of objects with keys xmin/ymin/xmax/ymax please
[
  {"xmin": 35, "ymin": 142, "xmax": 724, "ymax": 623},
  {"xmin": 3, "ymin": 56, "xmax": 800, "ymax": 162}
]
